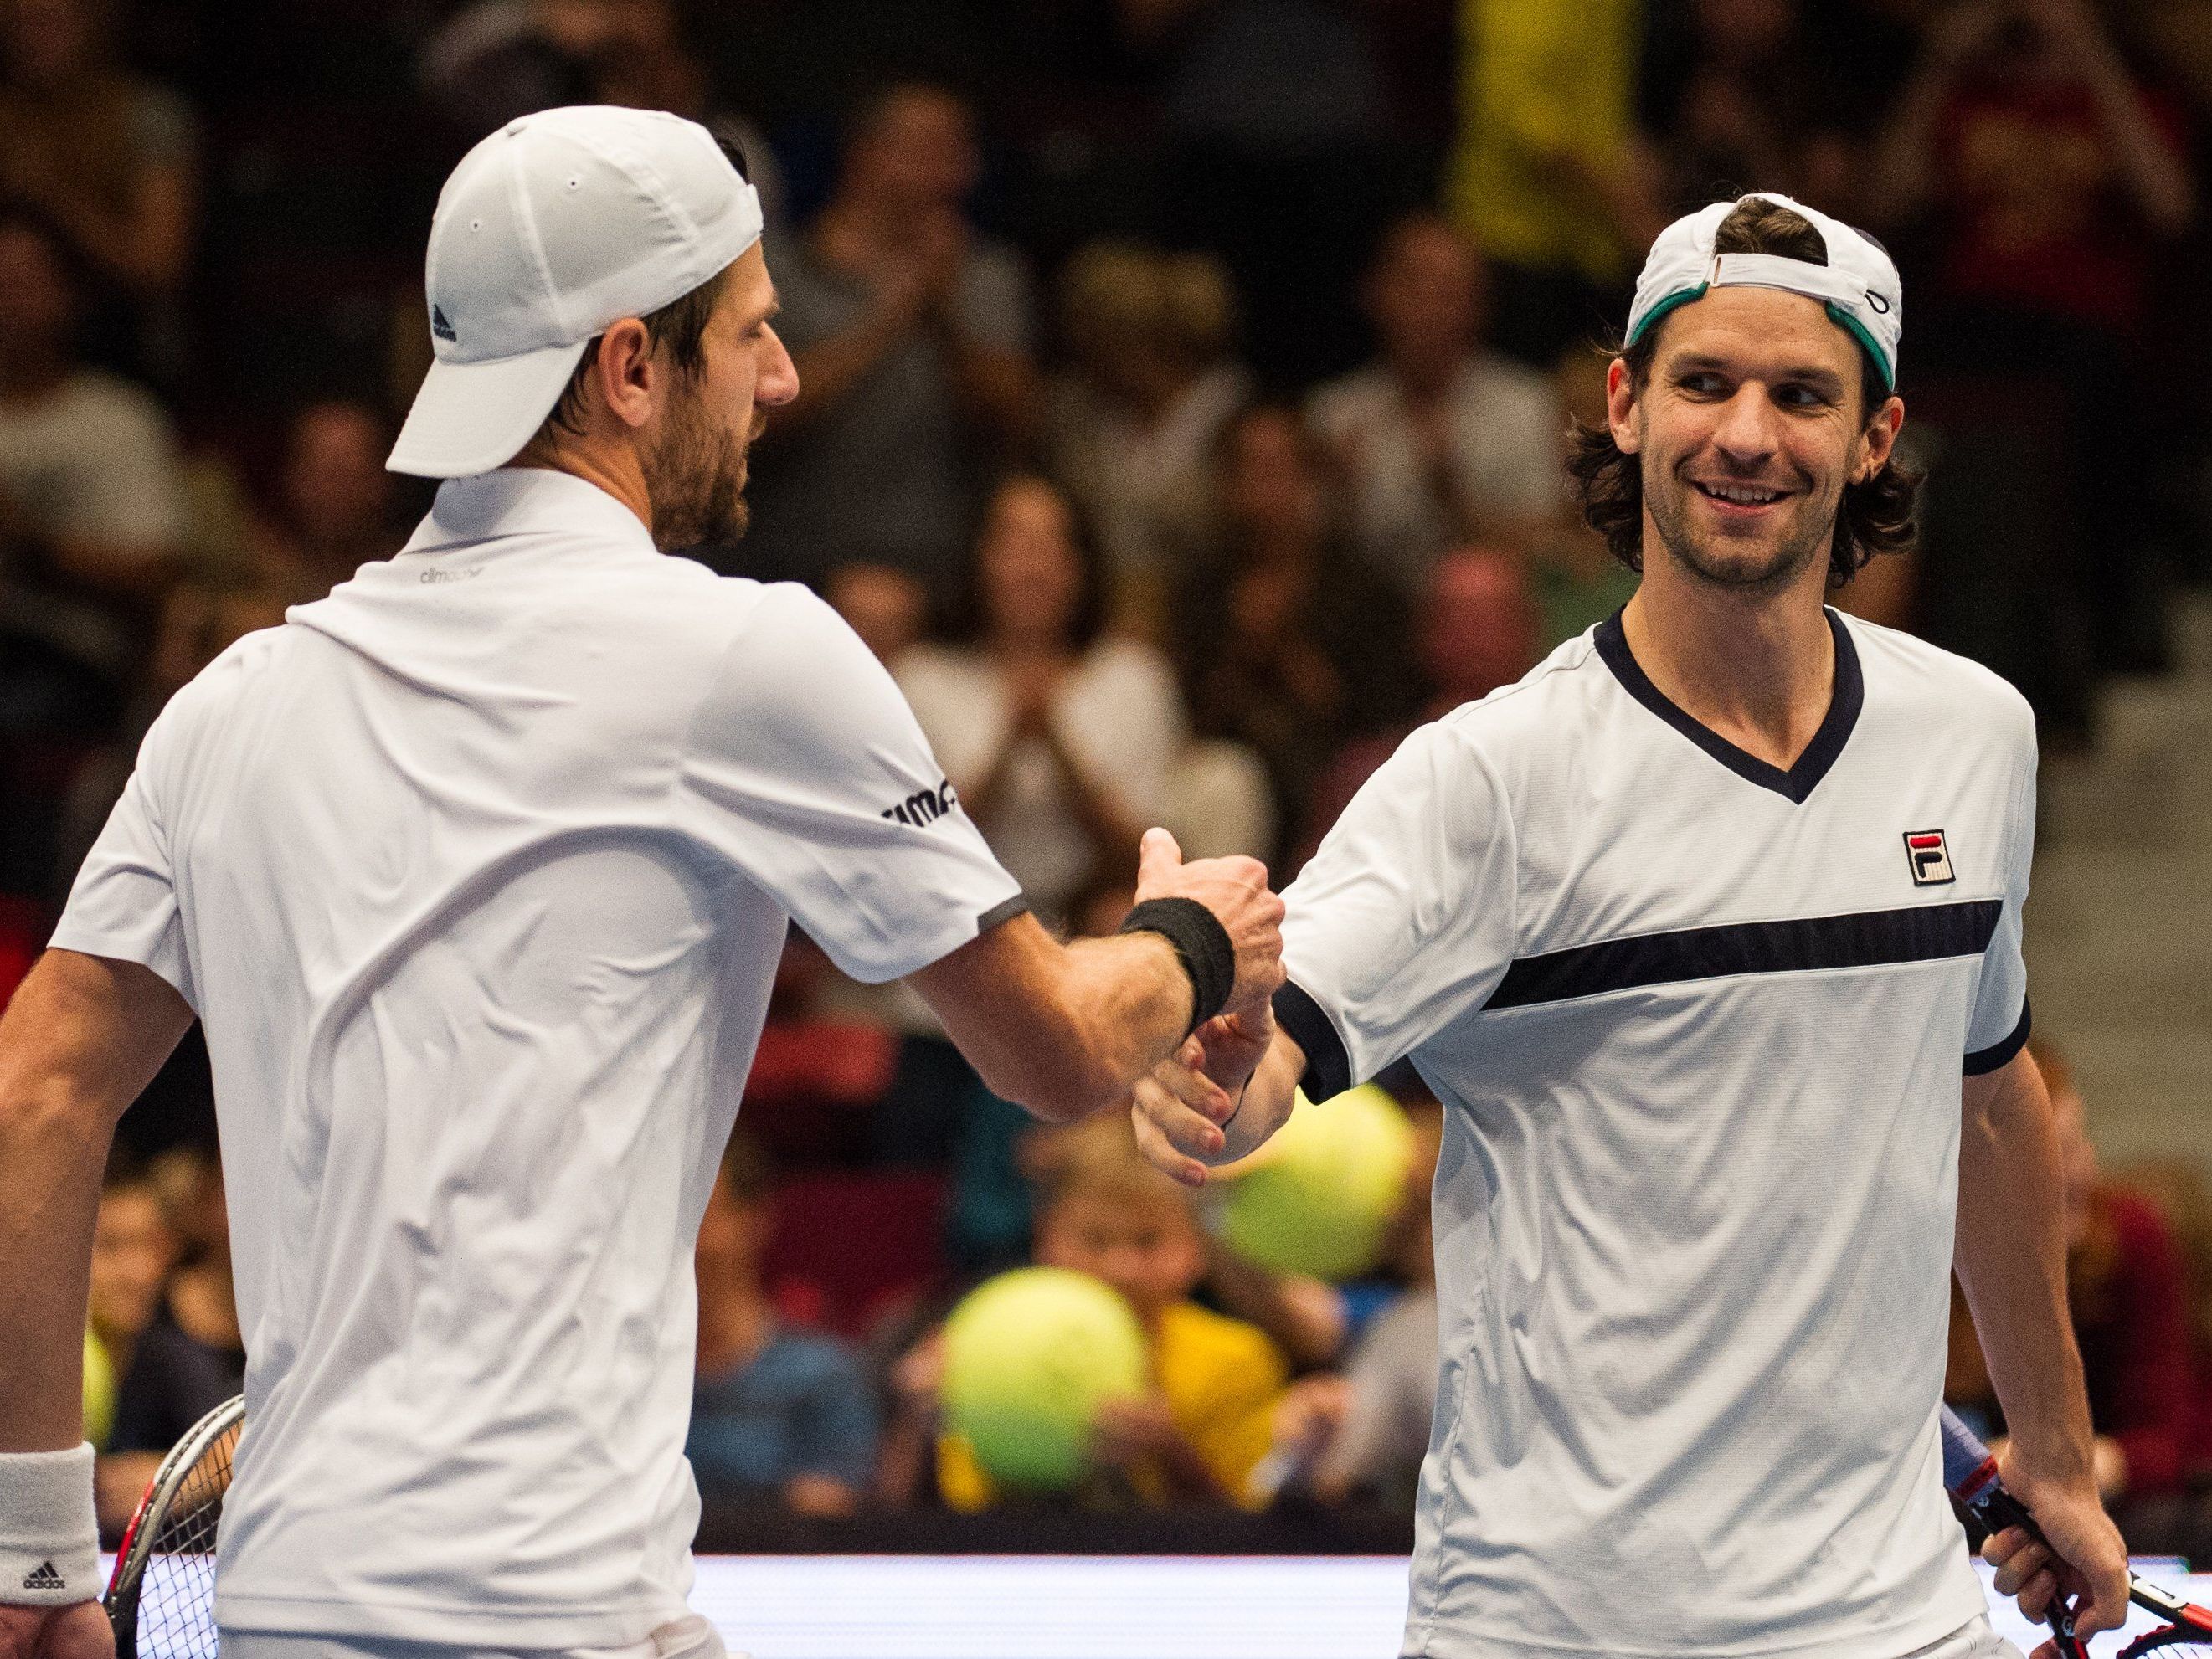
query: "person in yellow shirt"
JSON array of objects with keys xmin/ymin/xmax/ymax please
[{"xmin": 935, "ymin": 1120, "xmax": 1288, "ymax": 1510}]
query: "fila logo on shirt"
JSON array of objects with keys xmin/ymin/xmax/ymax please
[
  {"xmin": 1903, "ymin": 829, "xmax": 1955, "ymax": 886},
  {"xmin": 882, "ymin": 779, "xmax": 959, "ymax": 828}
]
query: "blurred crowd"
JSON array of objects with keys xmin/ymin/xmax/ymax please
[{"xmin": 6, "ymin": 0, "xmax": 2210, "ymax": 1553}]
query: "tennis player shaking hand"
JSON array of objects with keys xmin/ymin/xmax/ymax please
[
  {"xmin": 0, "ymin": 106, "xmax": 1278, "ymax": 1659},
  {"xmin": 1136, "ymin": 192, "xmax": 2127, "ymax": 1659}
]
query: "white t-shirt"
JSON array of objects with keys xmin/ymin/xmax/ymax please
[
  {"xmin": 895, "ymin": 639, "xmax": 1186, "ymax": 919},
  {"xmin": 1306, "ymin": 354, "xmax": 1565, "ymax": 594},
  {"xmin": 53, "ymin": 468, "xmax": 1022, "ymax": 1648},
  {"xmin": 1274, "ymin": 610, "xmax": 2035, "ymax": 1659}
]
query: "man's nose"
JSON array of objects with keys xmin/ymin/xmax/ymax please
[
  {"xmin": 1711, "ymin": 384, "xmax": 1779, "ymax": 466},
  {"xmin": 757, "ymin": 325, "xmax": 800, "ymax": 408}
]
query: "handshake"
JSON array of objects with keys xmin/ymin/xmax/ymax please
[{"xmin": 1120, "ymin": 827, "xmax": 1299, "ymax": 1187}]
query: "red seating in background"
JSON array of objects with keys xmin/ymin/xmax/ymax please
[{"xmin": 763, "ymin": 1168, "xmax": 947, "ymax": 1338}]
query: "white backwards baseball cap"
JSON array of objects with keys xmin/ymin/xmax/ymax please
[
  {"xmin": 1624, "ymin": 191, "xmax": 1902, "ymax": 392},
  {"xmin": 388, "ymin": 105, "xmax": 765, "ymax": 478}
]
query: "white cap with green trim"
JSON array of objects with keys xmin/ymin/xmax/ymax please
[{"xmin": 1624, "ymin": 192, "xmax": 1902, "ymax": 391}]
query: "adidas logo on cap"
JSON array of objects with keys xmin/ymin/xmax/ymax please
[
  {"xmin": 431, "ymin": 305, "xmax": 458, "ymax": 343},
  {"xmin": 22, "ymin": 1560, "xmax": 66, "ymax": 1590}
]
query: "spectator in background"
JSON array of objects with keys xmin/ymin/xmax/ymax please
[
  {"xmin": 897, "ymin": 474, "xmax": 1184, "ymax": 926},
  {"xmin": 1522, "ymin": 344, "xmax": 1640, "ymax": 650},
  {"xmin": 1443, "ymin": 0, "xmax": 1649, "ymax": 367},
  {"xmin": 1045, "ymin": 241, "xmax": 1249, "ymax": 638},
  {"xmin": 52, "ymin": 573, "xmax": 288, "ymax": 901},
  {"xmin": 1291, "ymin": 544, "xmax": 1539, "ymax": 871},
  {"xmin": 1175, "ymin": 405, "xmax": 1417, "ymax": 846},
  {"xmin": 689, "ymin": 1133, "xmax": 877, "ymax": 1518},
  {"xmin": 1264, "ymin": 1104, "xmax": 1443, "ymax": 1510},
  {"xmin": 1633, "ymin": 0, "xmax": 1871, "ymax": 225},
  {"xmin": 887, "ymin": 1114, "xmax": 1289, "ymax": 1511},
  {"xmin": 85, "ymin": 1158, "xmax": 176, "ymax": 1438},
  {"xmin": 0, "ymin": 0, "xmax": 198, "ymax": 365},
  {"xmin": 0, "ymin": 203, "xmax": 188, "ymax": 705},
  {"xmin": 100, "ymin": 1148, "xmax": 243, "ymax": 1530},
  {"xmin": 1307, "ymin": 213, "xmax": 1565, "ymax": 598},
  {"xmin": 825, "ymin": 559, "xmax": 929, "ymax": 667},
  {"xmin": 738, "ymin": 82, "xmax": 1040, "ymax": 600},
  {"xmin": 1872, "ymin": 0, "xmax": 2194, "ymax": 675},
  {"xmin": 249, "ymin": 400, "xmax": 402, "ymax": 604},
  {"xmin": 1947, "ymin": 1040, "xmax": 2199, "ymax": 1501}
]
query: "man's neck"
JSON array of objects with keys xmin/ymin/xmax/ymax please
[
  {"xmin": 510, "ymin": 447, "xmax": 654, "ymax": 539},
  {"xmin": 1621, "ymin": 552, "xmax": 1835, "ymax": 772}
]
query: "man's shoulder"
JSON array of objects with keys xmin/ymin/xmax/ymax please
[
  {"xmin": 1428, "ymin": 629, "xmax": 1615, "ymax": 758},
  {"xmin": 1843, "ymin": 612, "xmax": 2035, "ymax": 748}
]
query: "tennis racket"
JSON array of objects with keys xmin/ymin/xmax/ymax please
[
  {"xmin": 104, "ymin": 1394, "xmax": 242, "ymax": 1659},
  {"xmin": 1941, "ymin": 1404, "xmax": 2212, "ymax": 1656}
]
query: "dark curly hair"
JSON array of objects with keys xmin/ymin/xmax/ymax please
[{"xmin": 1566, "ymin": 198, "xmax": 1920, "ymax": 588}]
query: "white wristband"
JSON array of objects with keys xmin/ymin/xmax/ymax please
[{"xmin": 0, "ymin": 1442, "xmax": 100, "ymax": 1606}]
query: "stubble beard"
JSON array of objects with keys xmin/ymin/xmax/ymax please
[
  {"xmin": 1644, "ymin": 460, "xmax": 1836, "ymax": 598},
  {"xmin": 644, "ymin": 382, "xmax": 749, "ymax": 553}
]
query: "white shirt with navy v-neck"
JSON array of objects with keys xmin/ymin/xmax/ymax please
[{"xmin": 1276, "ymin": 608, "xmax": 2035, "ymax": 1659}]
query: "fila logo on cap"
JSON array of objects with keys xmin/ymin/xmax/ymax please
[{"xmin": 1903, "ymin": 830, "xmax": 1954, "ymax": 886}]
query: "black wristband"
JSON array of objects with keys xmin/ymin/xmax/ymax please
[{"xmin": 1119, "ymin": 896, "xmax": 1235, "ymax": 1039}]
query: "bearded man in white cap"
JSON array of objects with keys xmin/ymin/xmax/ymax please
[
  {"xmin": 1134, "ymin": 192, "xmax": 2129, "ymax": 1659},
  {"xmin": 0, "ymin": 106, "xmax": 1284, "ymax": 1659}
]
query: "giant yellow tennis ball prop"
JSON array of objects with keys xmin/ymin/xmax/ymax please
[
  {"xmin": 83, "ymin": 1328, "xmax": 116, "ymax": 1449},
  {"xmin": 940, "ymin": 1266, "xmax": 1148, "ymax": 1491},
  {"xmin": 1216, "ymin": 1084, "xmax": 1416, "ymax": 1281}
]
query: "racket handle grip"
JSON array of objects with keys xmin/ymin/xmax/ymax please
[
  {"xmin": 1938, "ymin": 1405, "xmax": 2084, "ymax": 1654},
  {"xmin": 1938, "ymin": 1405, "xmax": 2040, "ymax": 1534}
]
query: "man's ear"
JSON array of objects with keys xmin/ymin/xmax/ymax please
[
  {"xmin": 1854, "ymin": 393, "xmax": 1905, "ymax": 484},
  {"xmin": 592, "ymin": 317, "xmax": 657, "ymax": 433},
  {"xmin": 1606, "ymin": 357, "xmax": 1641, "ymax": 455}
]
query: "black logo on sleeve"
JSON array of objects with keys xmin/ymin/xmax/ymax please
[
  {"xmin": 883, "ymin": 779, "xmax": 959, "ymax": 828},
  {"xmin": 22, "ymin": 1560, "xmax": 66, "ymax": 1590},
  {"xmin": 1904, "ymin": 829, "xmax": 1955, "ymax": 886}
]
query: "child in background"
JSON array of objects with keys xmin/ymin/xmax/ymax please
[
  {"xmin": 1263, "ymin": 1104, "xmax": 1443, "ymax": 1509},
  {"xmin": 898, "ymin": 1116, "xmax": 1289, "ymax": 1510},
  {"xmin": 688, "ymin": 1133, "xmax": 877, "ymax": 1518}
]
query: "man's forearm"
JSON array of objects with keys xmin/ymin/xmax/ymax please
[
  {"xmin": 1955, "ymin": 1051, "xmax": 2096, "ymax": 1480},
  {"xmin": 0, "ymin": 952, "xmax": 192, "ymax": 1451},
  {"xmin": 1053, "ymin": 930, "xmax": 1198, "ymax": 1103}
]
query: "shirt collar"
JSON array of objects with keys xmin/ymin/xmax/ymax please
[{"xmin": 399, "ymin": 466, "xmax": 658, "ymax": 560}]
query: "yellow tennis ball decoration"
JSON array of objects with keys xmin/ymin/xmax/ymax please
[
  {"xmin": 83, "ymin": 1327, "xmax": 117, "ymax": 1449},
  {"xmin": 1216, "ymin": 1083, "xmax": 1416, "ymax": 1281},
  {"xmin": 940, "ymin": 1266, "xmax": 1148, "ymax": 1491}
]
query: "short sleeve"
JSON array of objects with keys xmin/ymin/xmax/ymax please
[
  {"xmin": 49, "ymin": 737, "xmax": 196, "ymax": 1009},
  {"xmin": 1963, "ymin": 706, "xmax": 2037, "ymax": 1074},
  {"xmin": 676, "ymin": 586, "xmax": 1025, "ymax": 984},
  {"xmin": 1275, "ymin": 719, "xmax": 1518, "ymax": 1098}
]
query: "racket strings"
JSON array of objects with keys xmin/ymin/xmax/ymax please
[{"xmin": 131, "ymin": 1417, "xmax": 238, "ymax": 1657}]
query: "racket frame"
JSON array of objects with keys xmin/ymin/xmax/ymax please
[{"xmin": 103, "ymin": 1393, "xmax": 244, "ymax": 1656}]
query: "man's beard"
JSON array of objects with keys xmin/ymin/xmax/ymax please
[
  {"xmin": 1644, "ymin": 463, "xmax": 1835, "ymax": 597},
  {"xmin": 643, "ymin": 383, "xmax": 748, "ymax": 552}
]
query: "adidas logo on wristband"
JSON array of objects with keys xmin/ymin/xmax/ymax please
[{"xmin": 21, "ymin": 1560, "xmax": 66, "ymax": 1590}]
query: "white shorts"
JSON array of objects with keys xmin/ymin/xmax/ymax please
[
  {"xmin": 219, "ymin": 1613, "xmax": 733, "ymax": 1659},
  {"xmin": 1905, "ymin": 1614, "xmax": 2026, "ymax": 1659}
]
